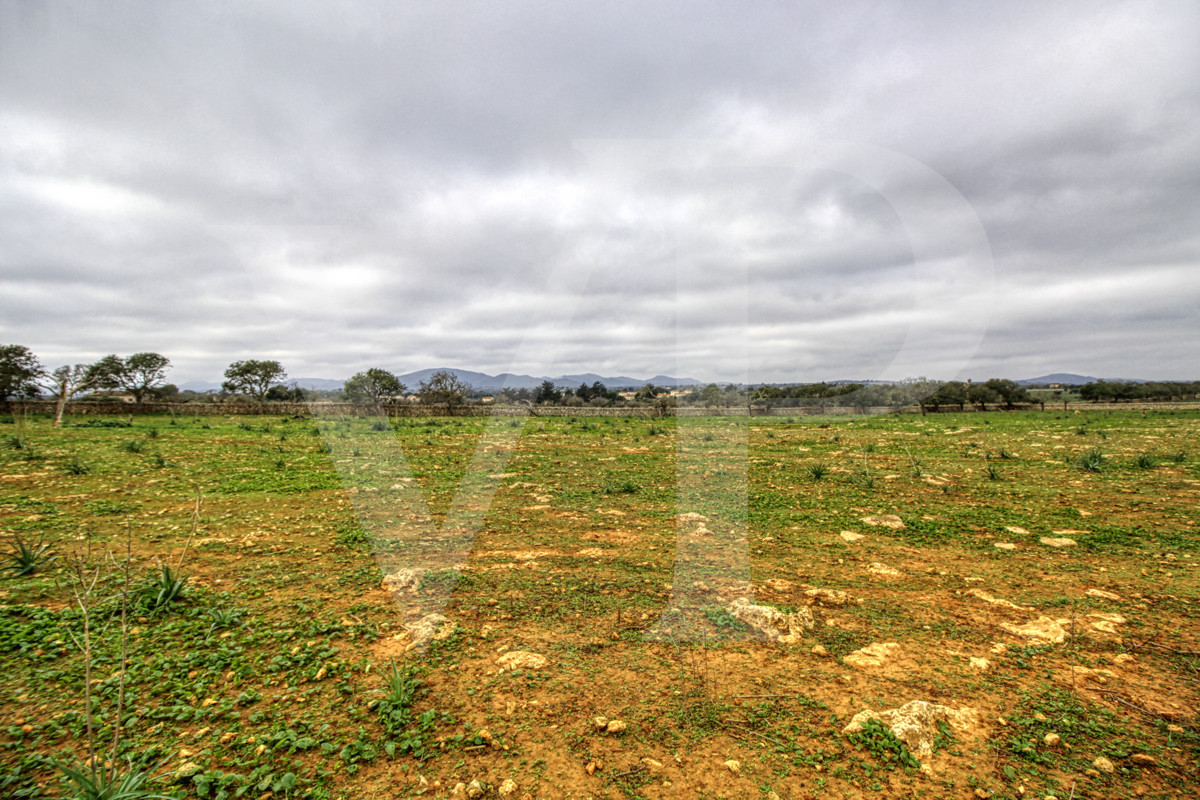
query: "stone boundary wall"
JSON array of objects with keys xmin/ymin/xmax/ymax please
[{"xmin": 4, "ymin": 399, "xmax": 1199, "ymax": 419}]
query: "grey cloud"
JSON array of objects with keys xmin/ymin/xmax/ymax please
[{"xmin": 1, "ymin": 1, "xmax": 1196, "ymax": 382}]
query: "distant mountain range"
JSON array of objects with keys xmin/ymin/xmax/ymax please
[
  {"xmin": 1015, "ymin": 373, "xmax": 1147, "ymax": 386},
  {"xmin": 179, "ymin": 369, "xmax": 704, "ymax": 394},
  {"xmin": 177, "ymin": 370, "xmax": 1156, "ymax": 394}
]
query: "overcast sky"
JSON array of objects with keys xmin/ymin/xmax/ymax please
[{"xmin": 2, "ymin": 0, "xmax": 1197, "ymax": 385}]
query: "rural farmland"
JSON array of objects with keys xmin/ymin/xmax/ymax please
[{"xmin": 1, "ymin": 409, "xmax": 1198, "ymax": 799}]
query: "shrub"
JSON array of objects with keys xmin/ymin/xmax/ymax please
[
  {"xmin": 1075, "ymin": 449, "xmax": 1105, "ymax": 472},
  {"xmin": 1, "ymin": 536, "xmax": 56, "ymax": 577}
]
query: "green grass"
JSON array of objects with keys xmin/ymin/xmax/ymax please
[{"xmin": 0, "ymin": 409, "xmax": 1197, "ymax": 798}]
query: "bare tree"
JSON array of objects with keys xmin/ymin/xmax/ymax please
[{"xmin": 39, "ymin": 364, "xmax": 97, "ymax": 427}]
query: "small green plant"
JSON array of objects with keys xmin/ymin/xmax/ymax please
[
  {"xmin": 997, "ymin": 448, "xmax": 1015, "ymax": 460},
  {"xmin": 377, "ymin": 661, "xmax": 422, "ymax": 737},
  {"xmin": 138, "ymin": 564, "xmax": 187, "ymax": 612},
  {"xmin": 121, "ymin": 439, "xmax": 144, "ymax": 453},
  {"xmin": 150, "ymin": 453, "xmax": 169, "ymax": 468},
  {"xmin": 370, "ymin": 419, "xmax": 391, "ymax": 431},
  {"xmin": 851, "ymin": 469, "xmax": 876, "ymax": 489},
  {"xmin": 207, "ymin": 607, "xmax": 244, "ymax": 628},
  {"xmin": 806, "ymin": 463, "xmax": 829, "ymax": 481},
  {"xmin": 602, "ymin": 480, "xmax": 639, "ymax": 495},
  {"xmin": 1, "ymin": 536, "xmax": 57, "ymax": 577},
  {"xmin": 6, "ymin": 434, "xmax": 27, "ymax": 450},
  {"xmin": 647, "ymin": 425, "xmax": 666, "ymax": 436},
  {"xmin": 145, "ymin": 428, "xmax": 159, "ymax": 439},
  {"xmin": 985, "ymin": 464, "xmax": 1002, "ymax": 481},
  {"xmin": 335, "ymin": 523, "xmax": 370, "ymax": 547},
  {"xmin": 1075, "ymin": 425, "xmax": 1088, "ymax": 435},
  {"xmin": 1075, "ymin": 449, "xmax": 1105, "ymax": 472},
  {"xmin": 1135, "ymin": 454, "xmax": 1157, "ymax": 469},
  {"xmin": 703, "ymin": 606, "xmax": 751, "ymax": 632},
  {"xmin": 54, "ymin": 757, "xmax": 175, "ymax": 800},
  {"xmin": 847, "ymin": 717, "xmax": 920, "ymax": 770},
  {"xmin": 64, "ymin": 457, "xmax": 92, "ymax": 475},
  {"xmin": 1168, "ymin": 451, "xmax": 1186, "ymax": 463}
]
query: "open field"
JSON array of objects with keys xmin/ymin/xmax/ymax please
[{"xmin": 1, "ymin": 409, "xmax": 1198, "ymax": 800}]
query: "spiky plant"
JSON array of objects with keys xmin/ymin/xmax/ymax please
[
  {"xmin": 54, "ymin": 757, "xmax": 176, "ymax": 800},
  {"xmin": 1, "ymin": 536, "xmax": 56, "ymax": 577},
  {"xmin": 1076, "ymin": 449, "xmax": 1106, "ymax": 473},
  {"xmin": 138, "ymin": 564, "xmax": 187, "ymax": 612}
]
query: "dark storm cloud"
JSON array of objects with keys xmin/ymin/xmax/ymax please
[{"xmin": 1, "ymin": 0, "xmax": 1196, "ymax": 383}]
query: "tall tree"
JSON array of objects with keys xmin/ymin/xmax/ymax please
[
  {"xmin": 39, "ymin": 364, "xmax": 98, "ymax": 427},
  {"xmin": 534, "ymin": 380, "xmax": 561, "ymax": 404},
  {"xmin": 0, "ymin": 345, "xmax": 44, "ymax": 401},
  {"xmin": 417, "ymin": 370, "xmax": 469, "ymax": 414},
  {"xmin": 343, "ymin": 368, "xmax": 406, "ymax": 404},
  {"xmin": 222, "ymin": 360, "xmax": 288, "ymax": 402},
  {"xmin": 88, "ymin": 352, "xmax": 172, "ymax": 405}
]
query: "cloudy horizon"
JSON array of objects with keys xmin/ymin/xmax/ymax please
[{"xmin": 2, "ymin": 1, "xmax": 1197, "ymax": 385}]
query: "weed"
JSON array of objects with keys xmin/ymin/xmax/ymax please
[
  {"xmin": 806, "ymin": 463, "xmax": 829, "ymax": 481},
  {"xmin": 335, "ymin": 523, "xmax": 371, "ymax": 547},
  {"xmin": 149, "ymin": 453, "xmax": 169, "ymax": 469},
  {"xmin": 1075, "ymin": 449, "xmax": 1105, "ymax": 472},
  {"xmin": 847, "ymin": 717, "xmax": 920, "ymax": 770},
  {"xmin": 851, "ymin": 469, "xmax": 876, "ymax": 489},
  {"xmin": 71, "ymin": 418, "xmax": 131, "ymax": 428},
  {"xmin": 1136, "ymin": 454, "xmax": 1157, "ymax": 469},
  {"xmin": 647, "ymin": 425, "xmax": 666, "ymax": 436},
  {"xmin": 64, "ymin": 457, "xmax": 92, "ymax": 475},
  {"xmin": 54, "ymin": 757, "xmax": 174, "ymax": 800},
  {"xmin": 138, "ymin": 564, "xmax": 187, "ymax": 612},
  {"xmin": 985, "ymin": 464, "xmax": 1002, "ymax": 481},
  {"xmin": 1, "ymin": 536, "xmax": 57, "ymax": 577},
  {"xmin": 1168, "ymin": 451, "xmax": 1186, "ymax": 463},
  {"xmin": 370, "ymin": 419, "xmax": 390, "ymax": 431},
  {"xmin": 121, "ymin": 439, "xmax": 144, "ymax": 453},
  {"xmin": 207, "ymin": 607, "xmax": 244, "ymax": 628},
  {"xmin": 602, "ymin": 480, "xmax": 639, "ymax": 495},
  {"xmin": 146, "ymin": 428, "xmax": 159, "ymax": 439},
  {"xmin": 6, "ymin": 434, "xmax": 27, "ymax": 449},
  {"xmin": 997, "ymin": 448, "xmax": 1015, "ymax": 460}
]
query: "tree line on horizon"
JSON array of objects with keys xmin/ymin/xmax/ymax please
[{"xmin": 3, "ymin": 344, "xmax": 1197, "ymax": 423}]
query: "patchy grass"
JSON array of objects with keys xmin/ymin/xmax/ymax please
[{"xmin": 0, "ymin": 410, "xmax": 1196, "ymax": 799}]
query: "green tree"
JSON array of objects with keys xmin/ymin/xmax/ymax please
[
  {"xmin": 982, "ymin": 378, "xmax": 1030, "ymax": 409},
  {"xmin": 89, "ymin": 353, "xmax": 172, "ymax": 405},
  {"xmin": 966, "ymin": 382, "xmax": 1000, "ymax": 411},
  {"xmin": 39, "ymin": 364, "xmax": 98, "ymax": 427},
  {"xmin": 0, "ymin": 345, "xmax": 44, "ymax": 401},
  {"xmin": 265, "ymin": 385, "xmax": 306, "ymax": 402},
  {"xmin": 534, "ymin": 380, "xmax": 562, "ymax": 404},
  {"xmin": 417, "ymin": 370, "xmax": 470, "ymax": 414},
  {"xmin": 343, "ymin": 368, "xmax": 406, "ymax": 404},
  {"xmin": 927, "ymin": 381, "xmax": 968, "ymax": 411},
  {"xmin": 222, "ymin": 360, "xmax": 287, "ymax": 402}
]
